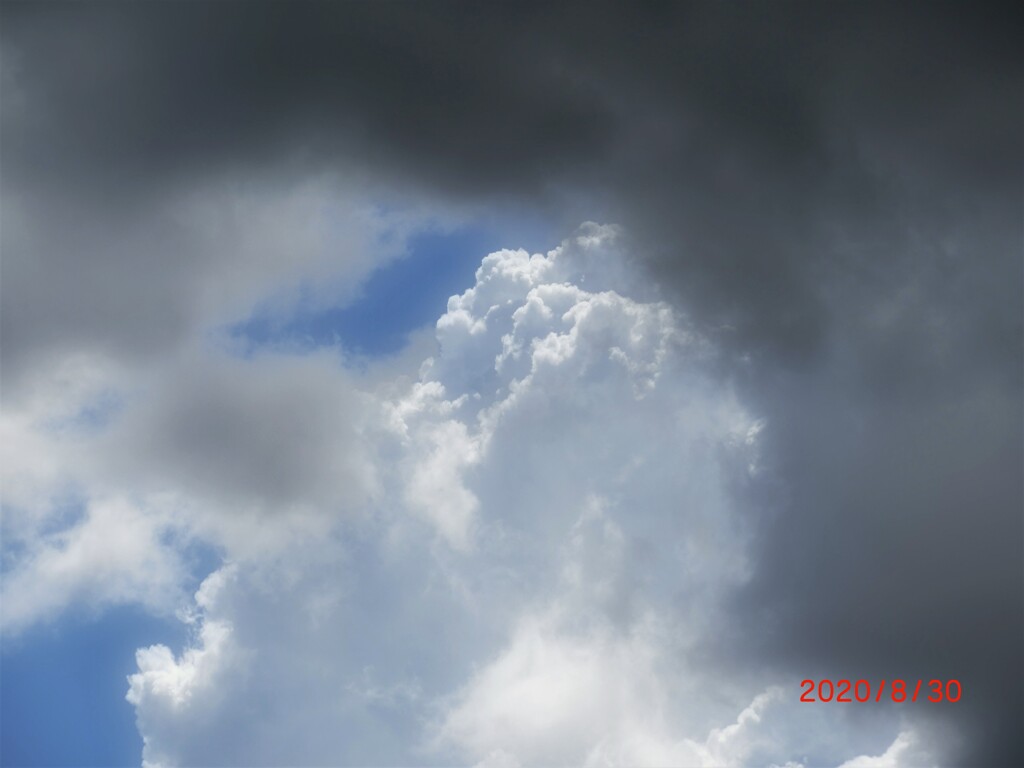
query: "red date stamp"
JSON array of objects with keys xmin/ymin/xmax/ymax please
[{"xmin": 799, "ymin": 679, "xmax": 961, "ymax": 703}]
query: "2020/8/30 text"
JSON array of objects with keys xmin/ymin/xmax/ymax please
[{"xmin": 799, "ymin": 679, "xmax": 961, "ymax": 703}]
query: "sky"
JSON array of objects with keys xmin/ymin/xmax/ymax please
[{"xmin": 0, "ymin": 2, "xmax": 1021, "ymax": 767}]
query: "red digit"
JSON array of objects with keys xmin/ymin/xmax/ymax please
[
  {"xmin": 946, "ymin": 680, "xmax": 961, "ymax": 702},
  {"xmin": 819, "ymin": 679, "xmax": 834, "ymax": 702},
  {"xmin": 836, "ymin": 679, "xmax": 852, "ymax": 702},
  {"xmin": 927, "ymin": 679, "xmax": 943, "ymax": 702},
  {"xmin": 799, "ymin": 680, "xmax": 816, "ymax": 702},
  {"xmin": 854, "ymin": 680, "xmax": 869, "ymax": 702},
  {"xmin": 892, "ymin": 680, "xmax": 907, "ymax": 702}
]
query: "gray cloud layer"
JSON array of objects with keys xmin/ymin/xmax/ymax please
[{"xmin": 3, "ymin": 2, "xmax": 1020, "ymax": 763}]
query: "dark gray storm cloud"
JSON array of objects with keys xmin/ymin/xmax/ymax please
[{"xmin": 2, "ymin": 1, "xmax": 1020, "ymax": 763}]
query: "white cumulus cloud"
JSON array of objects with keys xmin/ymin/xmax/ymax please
[{"xmin": 116, "ymin": 225, "xmax": 931, "ymax": 766}]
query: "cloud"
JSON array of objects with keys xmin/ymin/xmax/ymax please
[
  {"xmin": 0, "ymin": 153, "xmax": 459, "ymax": 403},
  {"xmin": 0, "ymin": 166, "xmax": 471, "ymax": 630},
  {"xmin": 100, "ymin": 350, "xmax": 379, "ymax": 530},
  {"xmin": 127, "ymin": 566, "xmax": 246, "ymax": 768},
  {"xmin": 0, "ymin": 496, "xmax": 187, "ymax": 635},
  {"xmin": 0, "ymin": 339, "xmax": 387, "ymax": 632},
  {"xmin": 122, "ymin": 229, "xmax": 925, "ymax": 766},
  {"xmin": 3, "ymin": 2, "xmax": 1020, "ymax": 763},
  {"xmin": 434, "ymin": 611, "xmax": 698, "ymax": 767}
]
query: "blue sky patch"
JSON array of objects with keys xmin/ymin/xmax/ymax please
[
  {"xmin": 230, "ymin": 218, "xmax": 557, "ymax": 358},
  {"xmin": 1, "ymin": 607, "xmax": 187, "ymax": 768}
]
